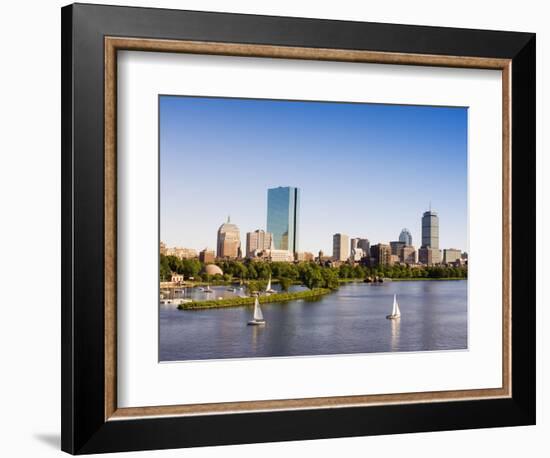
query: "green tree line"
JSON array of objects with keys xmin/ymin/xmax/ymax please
[
  {"xmin": 160, "ymin": 255, "xmax": 467, "ymax": 289},
  {"xmin": 179, "ymin": 288, "xmax": 331, "ymax": 310}
]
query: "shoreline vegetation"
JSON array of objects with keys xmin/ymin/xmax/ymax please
[
  {"xmin": 178, "ymin": 288, "xmax": 331, "ymax": 310},
  {"xmin": 161, "ymin": 255, "xmax": 467, "ymax": 287},
  {"xmin": 162, "ymin": 255, "xmax": 467, "ymax": 310},
  {"xmin": 389, "ymin": 277, "xmax": 466, "ymax": 281}
]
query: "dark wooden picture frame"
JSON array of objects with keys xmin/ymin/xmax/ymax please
[{"xmin": 61, "ymin": 3, "xmax": 536, "ymax": 454}]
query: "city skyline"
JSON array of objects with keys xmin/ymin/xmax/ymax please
[
  {"xmin": 160, "ymin": 95, "xmax": 467, "ymax": 253},
  {"xmin": 163, "ymin": 201, "xmax": 463, "ymax": 260}
]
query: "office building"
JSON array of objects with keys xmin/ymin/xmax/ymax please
[
  {"xmin": 350, "ymin": 238, "xmax": 368, "ymax": 261},
  {"xmin": 422, "ymin": 209, "xmax": 440, "ymax": 249},
  {"xmin": 350, "ymin": 247, "xmax": 365, "ymax": 262},
  {"xmin": 400, "ymin": 245, "xmax": 416, "ymax": 264},
  {"xmin": 390, "ymin": 241, "xmax": 406, "ymax": 257},
  {"xmin": 246, "ymin": 229, "xmax": 273, "ymax": 257},
  {"xmin": 420, "ymin": 208, "xmax": 441, "ymax": 265},
  {"xmin": 333, "ymin": 233, "xmax": 350, "ymax": 261},
  {"xmin": 357, "ymin": 238, "xmax": 370, "ymax": 254},
  {"xmin": 266, "ymin": 186, "xmax": 300, "ymax": 253},
  {"xmin": 216, "ymin": 216, "xmax": 241, "ymax": 259},
  {"xmin": 399, "ymin": 228, "xmax": 413, "ymax": 246},
  {"xmin": 199, "ymin": 248, "xmax": 215, "ymax": 264},
  {"xmin": 370, "ymin": 243, "xmax": 392, "ymax": 266},
  {"xmin": 443, "ymin": 248, "xmax": 462, "ymax": 264},
  {"xmin": 418, "ymin": 247, "xmax": 442, "ymax": 265}
]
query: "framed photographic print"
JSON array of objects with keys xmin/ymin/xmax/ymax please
[{"xmin": 61, "ymin": 3, "xmax": 536, "ymax": 454}]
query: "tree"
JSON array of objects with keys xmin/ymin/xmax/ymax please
[
  {"xmin": 353, "ymin": 264, "xmax": 366, "ymax": 279},
  {"xmin": 159, "ymin": 255, "xmax": 171, "ymax": 281},
  {"xmin": 279, "ymin": 277, "xmax": 292, "ymax": 292},
  {"xmin": 303, "ymin": 268, "xmax": 323, "ymax": 290},
  {"xmin": 321, "ymin": 268, "xmax": 340, "ymax": 290},
  {"xmin": 247, "ymin": 279, "xmax": 267, "ymax": 293},
  {"xmin": 233, "ymin": 261, "xmax": 248, "ymax": 280},
  {"xmin": 255, "ymin": 262, "xmax": 272, "ymax": 280},
  {"xmin": 181, "ymin": 259, "xmax": 201, "ymax": 279},
  {"xmin": 247, "ymin": 263, "xmax": 258, "ymax": 280}
]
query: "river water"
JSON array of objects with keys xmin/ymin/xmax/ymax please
[{"xmin": 159, "ymin": 280, "xmax": 467, "ymax": 361}]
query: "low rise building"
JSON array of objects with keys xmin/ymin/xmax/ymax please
[
  {"xmin": 165, "ymin": 247, "xmax": 198, "ymax": 259},
  {"xmin": 295, "ymin": 251, "xmax": 315, "ymax": 262},
  {"xmin": 265, "ymin": 249, "xmax": 294, "ymax": 263},
  {"xmin": 400, "ymin": 245, "xmax": 416, "ymax": 264},
  {"xmin": 202, "ymin": 264, "xmax": 224, "ymax": 276},
  {"xmin": 199, "ymin": 248, "xmax": 215, "ymax": 264},
  {"xmin": 418, "ymin": 247, "xmax": 442, "ymax": 265},
  {"xmin": 443, "ymin": 248, "xmax": 462, "ymax": 264},
  {"xmin": 170, "ymin": 273, "xmax": 184, "ymax": 283}
]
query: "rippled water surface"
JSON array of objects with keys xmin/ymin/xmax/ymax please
[{"xmin": 159, "ymin": 280, "xmax": 467, "ymax": 361}]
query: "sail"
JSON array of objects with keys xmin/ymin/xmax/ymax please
[
  {"xmin": 266, "ymin": 276, "xmax": 272, "ymax": 291},
  {"xmin": 253, "ymin": 296, "xmax": 264, "ymax": 321},
  {"xmin": 392, "ymin": 294, "xmax": 401, "ymax": 317}
]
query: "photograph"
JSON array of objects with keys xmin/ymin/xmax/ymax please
[
  {"xmin": 159, "ymin": 95, "xmax": 469, "ymax": 362},
  {"xmin": 52, "ymin": 2, "xmax": 538, "ymax": 454}
]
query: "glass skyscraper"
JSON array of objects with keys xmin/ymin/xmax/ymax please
[{"xmin": 266, "ymin": 186, "xmax": 300, "ymax": 253}]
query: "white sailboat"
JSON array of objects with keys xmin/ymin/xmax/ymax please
[
  {"xmin": 248, "ymin": 295, "xmax": 266, "ymax": 326},
  {"xmin": 386, "ymin": 294, "xmax": 401, "ymax": 320},
  {"xmin": 266, "ymin": 275, "xmax": 276, "ymax": 294},
  {"xmin": 204, "ymin": 284, "xmax": 213, "ymax": 294}
]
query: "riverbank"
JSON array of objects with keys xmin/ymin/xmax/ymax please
[
  {"xmin": 389, "ymin": 277, "xmax": 467, "ymax": 281},
  {"xmin": 162, "ymin": 278, "xmax": 291, "ymax": 289},
  {"xmin": 178, "ymin": 288, "xmax": 332, "ymax": 310}
]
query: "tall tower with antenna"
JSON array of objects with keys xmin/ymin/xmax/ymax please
[{"xmin": 419, "ymin": 205, "xmax": 441, "ymax": 265}]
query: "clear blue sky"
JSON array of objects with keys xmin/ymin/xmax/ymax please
[{"xmin": 160, "ymin": 95, "xmax": 467, "ymax": 254}]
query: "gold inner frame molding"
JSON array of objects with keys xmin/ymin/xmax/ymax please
[{"xmin": 104, "ymin": 36, "xmax": 512, "ymax": 421}]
